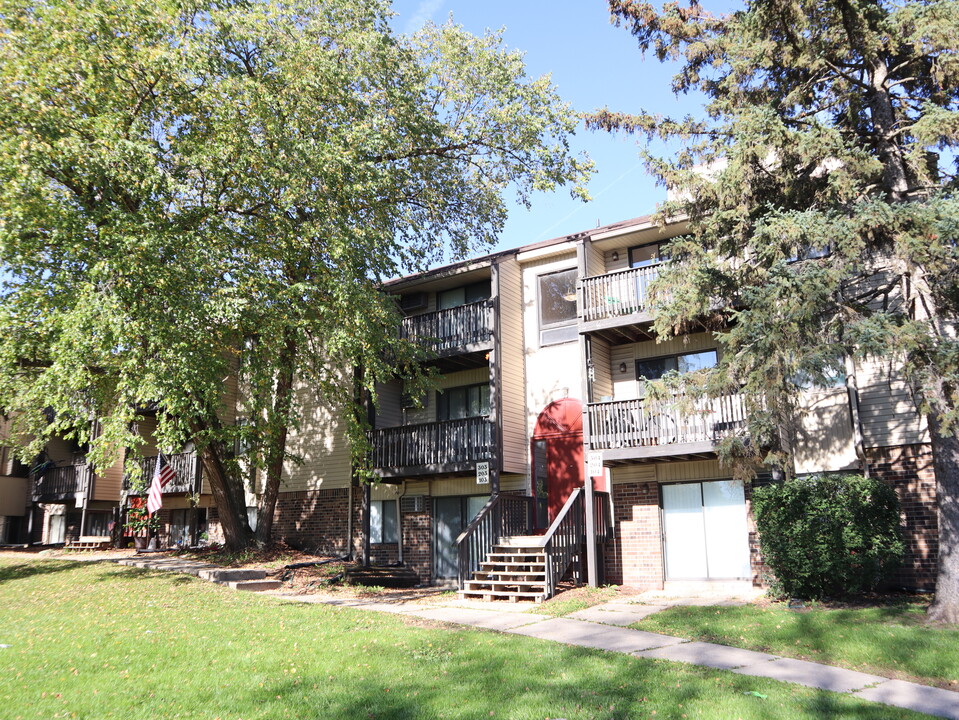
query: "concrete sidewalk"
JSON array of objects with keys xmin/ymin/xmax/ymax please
[
  {"xmin": 114, "ymin": 557, "xmax": 956, "ymax": 719},
  {"xmin": 296, "ymin": 594, "xmax": 959, "ymax": 720}
]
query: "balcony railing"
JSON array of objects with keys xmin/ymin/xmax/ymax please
[
  {"xmin": 587, "ymin": 393, "xmax": 746, "ymax": 451},
  {"xmin": 400, "ymin": 299, "xmax": 494, "ymax": 355},
  {"xmin": 579, "ymin": 263, "xmax": 663, "ymax": 323},
  {"xmin": 370, "ymin": 416, "xmax": 494, "ymax": 471},
  {"xmin": 123, "ymin": 451, "xmax": 202, "ymax": 494},
  {"xmin": 33, "ymin": 463, "xmax": 89, "ymax": 501}
]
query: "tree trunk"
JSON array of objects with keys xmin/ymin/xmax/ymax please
[
  {"xmin": 926, "ymin": 412, "xmax": 959, "ymax": 623},
  {"xmin": 254, "ymin": 330, "xmax": 298, "ymax": 547},
  {"xmin": 191, "ymin": 418, "xmax": 255, "ymax": 552}
]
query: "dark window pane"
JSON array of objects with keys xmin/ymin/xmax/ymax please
[{"xmin": 629, "ymin": 243, "xmax": 662, "ymax": 268}]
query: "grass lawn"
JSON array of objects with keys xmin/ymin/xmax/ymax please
[
  {"xmin": 0, "ymin": 558, "xmax": 941, "ymax": 720},
  {"xmin": 635, "ymin": 601, "xmax": 959, "ymax": 691}
]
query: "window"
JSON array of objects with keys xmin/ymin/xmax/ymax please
[
  {"xmin": 636, "ymin": 349, "xmax": 718, "ymax": 383},
  {"xmin": 438, "ymin": 280, "xmax": 491, "ymax": 310},
  {"xmin": 437, "ymin": 383, "xmax": 490, "ymax": 421},
  {"xmin": 628, "ymin": 243, "xmax": 665, "ymax": 268},
  {"xmin": 787, "ymin": 245, "xmax": 831, "ymax": 263},
  {"xmin": 370, "ymin": 499, "xmax": 398, "ymax": 543},
  {"xmin": 538, "ymin": 268, "xmax": 578, "ymax": 345}
]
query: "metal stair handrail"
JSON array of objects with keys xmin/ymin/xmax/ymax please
[
  {"xmin": 542, "ymin": 487, "xmax": 585, "ymax": 598},
  {"xmin": 456, "ymin": 493, "xmax": 532, "ymax": 589}
]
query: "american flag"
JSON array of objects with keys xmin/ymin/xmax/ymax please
[{"xmin": 146, "ymin": 453, "xmax": 177, "ymax": 515}]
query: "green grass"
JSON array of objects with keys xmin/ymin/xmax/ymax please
[
  {"xmin": 635, "ymin": 601, "xmax": 959, "ymax": 690},
  {"xmin": 0, "ymin": 558, "xmax": 940, "ymax": 720},
  {"xmin": 534, "ymin": 585, "xmax": 622, "ymax": 617}
]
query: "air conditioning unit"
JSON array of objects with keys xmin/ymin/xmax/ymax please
[
  {"xmin": 401, "ymin": 495, "xmax": 426, "ymax": 513},
  {"xmin": 398, "ymin": 292, "xmax": 428, "ymax": 313}
]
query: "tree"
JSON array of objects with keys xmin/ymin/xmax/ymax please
[
  {"xmin": 0, "ymin": 0, "xmax": 590, "ymax": 550},
  {"xmin": 589, "ymin": 0, "xmax": 959, "ymax": 621}
]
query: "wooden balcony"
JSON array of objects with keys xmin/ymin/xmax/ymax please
[
  {"xmin": 370, "ymin": 416, "xmax": 494, "ymax": 478},
  {"xmin": 400, "ymin": 299, "xmax": 494, "ymax": 363},
  {"xmin": 33, "ymin": 464, "xmax": 89, "ymax": 502},
  {"xmin": 578, "ymin": 264, "xmax": 662, "ymax": 340},
  {"xmin": 586, "ymin": 393, "xmax": 747, "ymax": 462},
  {"xmin": 123, "ymin": 451, "xmax": 202, "ymax": 495}
]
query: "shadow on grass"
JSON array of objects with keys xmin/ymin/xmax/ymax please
[
  {"xmin": 233, "ymin": 647, "xmax": 906, "ymax": 720},
  {"xmin": 0, "ymin": 560, "xmax": 80, "ymax": 583},
  {"xmin": 95, "ymin": 566, "xmax": 201, "ymax": 586}
]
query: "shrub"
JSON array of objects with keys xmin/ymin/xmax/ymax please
[{"xmin": 752, "ymin": 473, "xmax": 904, "ymax": 599}]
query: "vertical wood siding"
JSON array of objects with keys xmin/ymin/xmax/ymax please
[{"xmin": 497, "ymin": 257, "xmax": 529, "ymax": 474}]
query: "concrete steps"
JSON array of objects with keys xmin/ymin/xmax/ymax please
[{"xmin": 230, "ymin": 579, "xmax": 284, "ymax": 592}]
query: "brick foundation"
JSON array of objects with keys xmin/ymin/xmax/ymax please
[
  {"xmin": 866, "ymin": 444, "xmax": 938, "ymax": 591},
  {"xmin": 604, "ymin": 480, "xmax": 766, "ymax": 590},
  {"xmin": 272, "ymin": 488, "xmax": 351, "ymax": 556},
  {"xmin": 604, "ymin": 481, "xmax": 663, "ymax": 590},
  {"xmin": 349, "ymin": 490, "xmax": 433, "ymax": 584}
]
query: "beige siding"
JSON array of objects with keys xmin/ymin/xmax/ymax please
[
  {"xmin": 584, "ymin": 242, "xmax": 605, "ymax": 277},
  {"xmin": 656, "ymin": 459, "xmax": 724, "ymax": 483},
  {"xmin": 499, "ymin": 473, "xmax": 528, "ymax": 494},
  {"xmin": 133, "ymin": 417, "xmax": 159, "ymax": 455},
  {"xmin": 430, "ymin": 476, "xmax": 493, "ymax": 497},
  {"xmin": 218, "ymin": 356, "xmax": 240, "ymax": 425},
  {"xmin": 590, "ymin": 337, "xmax": 613, "ymax": 401},
  {"xmin": 280, "ymin": 379, "xmax": 353, "ymax": 493},
  {"xmin": 93, "ymin": 457, "xmax": 124, "ymax": 502},
  {"xmin": 0, "ymin": 476, "xmax": 29, "ymax": 516},
  {"xmin": 496, "ymin": 257, "xmax": 528, "ymax": 474},
  {"xmin": 522, "ymin": 252, "xmax": 584, "ymax": 434},
  {"xmin": 610, "ymin": 464, "xmax": 656, "ymax": 485},
  {"xmin": 610, "ymin": 333, "xmax": 717, "ymax": 401},
  {"xmin": 603, "ymin": 246, "xmax": 630, "ymax": 274},
  {"xmin": 857, "ymin": 355, "xmax": 928, "ymax": 448},
  {"xmin": 794, "ymin": 388, "xmax": 859, "ymax": 474}
]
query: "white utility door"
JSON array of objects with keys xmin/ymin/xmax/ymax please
[{"xmin": 662, "ymin": 480, "xmax": 750, "ymax": 580}]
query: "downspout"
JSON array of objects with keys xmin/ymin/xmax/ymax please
[{"xmin": 845, "ymin": 355, "xmax": 869, "ymax": 478}]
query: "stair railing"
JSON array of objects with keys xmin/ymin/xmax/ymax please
[
  {"xmin": 542, "ymin": 488, "xmax": 585, "ymax": 598},
  {"xmin": 456, "ymin": 493, "xmax": 532, "ymax": 589}
]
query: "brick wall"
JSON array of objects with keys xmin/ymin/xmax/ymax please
[
  {"xmin": 604, "ymin": 481, "xmax": 663, "ymax": 590},
  {"xmin": 866, "ymin": 444, "xmax": 938, "ymax": 591},
  {"xmin": 272, "ymin": 488, "xmax": 351, "ymax": 555},
  {"xmin": 349, "ymin": 491, "xmax": 433, "ymax": 584},
  {"xmin": 604, "ymin": 479, "xmax": 766, "ymax": 590}
]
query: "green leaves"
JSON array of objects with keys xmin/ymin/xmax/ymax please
[{"xmin": 0, "ymin": 0, "xmax": 590, "ymax": 546}]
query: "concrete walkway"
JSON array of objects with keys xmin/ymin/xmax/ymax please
[
  {"xmin": 116, "ymin": 557, "xmax": 957, "ymax": 720},
  {"xmin": 295, "ymin": 594, "xmax": 958, "ymax": 720}
]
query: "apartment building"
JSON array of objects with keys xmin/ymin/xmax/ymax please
[
  {"xmin": 4, "ymin": 211, "xmax": 936, "ymax": 597},
  {"xmin": 264, "ymin": 211, "xmax": 937, "ymax": 596}
]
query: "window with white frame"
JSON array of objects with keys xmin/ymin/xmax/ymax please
[
  {"xmin": 370, "ymin": 499, "xmax": 398, "ymax": 544},
  {"xmin": 538, "ymin": 268, "xmax": 578, "ymax": 346}
]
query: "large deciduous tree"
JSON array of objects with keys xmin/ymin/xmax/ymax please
[
  {"xmin": 0, "ymin": 0, "xmax": 590, "ymax": 550},
  {"xmin": 589, "ymin": 0, "xmax": 959, "ymax": 621}
]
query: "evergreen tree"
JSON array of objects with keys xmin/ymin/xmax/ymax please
[{"xmin": 590, "ymin": 0, "xmax": 959, "ymax": 621}]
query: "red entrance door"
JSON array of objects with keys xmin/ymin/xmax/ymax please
[{"xmin": 532, "ymin": 398, "xmax": 584, "ymax": 528}]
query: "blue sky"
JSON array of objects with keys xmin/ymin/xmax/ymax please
[{"xmin": 389, "ymin": 0, "xmax": 713, "ymax": 252}]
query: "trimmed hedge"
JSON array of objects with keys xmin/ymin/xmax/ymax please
[{"xmin": 753, "ymin": 474, "xmax": 904, "ymax": 598}]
